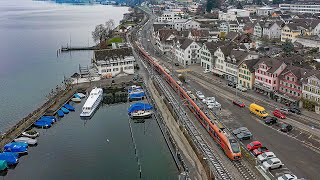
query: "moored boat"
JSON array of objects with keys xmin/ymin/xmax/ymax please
[
  {"xmin": 130, "ymin": 110, "xmax": 153, "ymax": 119},
  {"xmin": 128, "ymin": 85, "xmax": 144, "ymax": 94},
  {"xmin": 74, "ymin": 93, "xmax": 81, "ymax": 99},
  {"xmin": 14, "ymin": 137, "xmax": 37, "ymax": 145},
  {"xmin": 64, "ymin": 104, "xmax": 75, "ymax": 111},
  {"xmin": 42, "ymin": 116, "xmax": 57, "ymax": 121},
  {"xmin": 128, "ymin": 102, "xmax": 153, "ymax": 119},
  {"xmin": 4, "ymin": 143, "xmax": 28, "ymax": 154},
  {"xmin": 22, "ymin": 130, "xmax": 39, "ymax": 138},
  {"xmin": 34, "ymin": 121, "xmax": 52, "ymax": 128},
  {"xmin": 57, "ymin": 110, "xmax": 64, "ymax": 117},
  {"xmin": 71, "ymin": 97, "xmax": 81, "ymax": 103},
  {"xmin": 80, "ymin": 87, "xmax": 103, "ymax": 117},
  {"xmin": 61, "ymin": 107, "xmax": 69, "ymax": 114},
  {"xmin": 77, "ymin": 93, "xmax": 86, "ymax": 98},
  {"xmin": 0, "ymin": 152, "xmax": 18, "ymax": 166},
  {"xmin": 0, "ymin": 160, "xmax": 8, "ymax": 171}
]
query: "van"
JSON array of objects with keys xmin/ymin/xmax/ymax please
[{"xmin": 249, "ymin": 103, "xmax": 269, "ymax": 118}]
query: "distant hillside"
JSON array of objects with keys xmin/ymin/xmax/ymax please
[{"xmin": 38, "ymin": 0, "xmax": 143, "ymax": 6}]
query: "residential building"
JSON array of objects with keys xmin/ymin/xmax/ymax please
[
  {"xmin": 93, "ymin": 47, "xmax": 135, "ymax": 78},
  {"xmin": 302, "ymin": 72, "xmax": 320, "ymax": 107},
  {"xmin": 229, "ymin": 21, "xmax": 239, "ymax": 32},
  {"xmin": 200, "ymin": 41, "xmax": 226, "ymax": 70},
  {"xmin": 158, "ymin": 11, "xmax": 182, "ymax": 22},
  {"xmin": 254, "ymin": 22, "xmax": 263, "ymax": 38},
  {"xmin": 253, "ymin": 57, "xmax": 287, "ymax": 98},
  {"xmin": 236, "ymin": 17, "xmax": 251, "ymax": 31},
  {"xmin": 188, "ymin": 2, "xmax": 202, "ymax": 14},
  {"xmin": 174, "ymin": 38, "xmax": 201, "ymax": 66},
  {"xmin": 257, "ymin": 6, "xmax": 275, "ymax": 16},
  {"xmin": 188, "ymin": 29, "xmax": 210, "ymax": 41},
  {"xmin": 281, "ymin": 23, "xmax": 311, "ymax": 42},
  {"xmin": 238, "ymin": 59, "xmax": 259, "ymax": 90},
  {"xmin": 173, "ymin": 19, "xmax": 200, "ymax": 31},
  {"xmin": 243, "ymin": 23, "xmax": 255, "ymax": 34},
  {"xmin": 280, "ymin": 3, "xmax": 320, "ymax": 14},
  {"xmin": 155, "ymin": 29, "xmax": 179, "ymax": 54},
  {"xmin": 276, "ymin": 66, "xmax": 311, "ymax": 107},
  {"xmin": 218, "ymin": 9, "xmax": 250, "ymax": 21},
  {"xmin": 219, "ymin": 21, "xmax": 229, "ymax": 33},
  {"xmin": 262, "ymin": 21, "xmax": 283, "ymax": 39},
  {"xmin": 292, "ymin": 35, "xmax": 320, "ymax": 48}
]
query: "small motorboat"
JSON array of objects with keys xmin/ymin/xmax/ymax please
[
  {"xmin": 61, "ymin": 107, "xmax": 69, "ymax": 114},
  {"xmin": 0, "ymin": 153, "xmax": 19, "ymax": 165},
  {"xmin": 74, "ymin": 93, "xmax": 81, "ymax": 99},
  {"xmin": 130, "ymin": 110, "xmax": 153, "ymax": 119},
  {"xmin": 64, "ymin": 104, "xmax": 75, "ymax": 111},
  {"xmin": 38, "ymin": 117, "xmax": 55, "ymax": 123},
  {"xmin": 4, "ymin": 143, "xmax": 28, "ymax": 154},
  {"xmin": 22, "ymin": 130, "xmax": 39, "ymax": 138},
  {"xmin": 71, "ymin": 98, "xmax": 81, "ymax": 103},
  {"xmin": 14, "ymin": 137, "xmax": 37, "ymax": 145},
  {"xmin": 42, "ymin": 116, "xmax": 57, "ymax": 121},
  {"xmin": 77, "ymin": 93, "xmax": 86, "ymax": 98},
  {"xmin": 34, "ymin": 121, "xmax": 52, "ymax": 128},
  {"xmin": 0, "ymin": 160, "xmax": 8, "ymax": 171},
  {"xmin": 57, "ymin": 110, "xmax": 64, "ymax": 117}
]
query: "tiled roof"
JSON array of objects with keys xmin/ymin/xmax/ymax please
[
  {"xmin": 204, "ymin": 41, "xmax": 227, "ymax": 54},
  {"xmin": 226, "ymin": 49, "xmax": 251, "ymax": 65},
  {"xmin": 225, "ymin": 32, "xmax": 240, "ymax": 41},
  {"xmin": 190, "ymin": 29, "xmax": 210, "ymax": 37},
  {"xmin": 158, "ymin": 29, "xmax": 179, "ymax": 42},
  {"xmin": 94, "ymin": 47, "xmax": 133, "ymax": 61},
  {"xmin": 153, "ymin": 23, "xmax": 169, "ymax": 32},
  {"xmin": 237, "ymin": 17, "xmax": 251, "ymax": 24},
  {"xmin": 180, "ymin": 38, "xmax": 194, "ymax": 50},
  {"xmin": 253, "ymin": 57, "xmax": 284, "ymax": 73},
  {"xmin": 279, "ymin": 65, "xmax": 318, "ymax": 84},
  {"xmin": 242, "ymin": 59, "xmax": 260, "ymax": 72}
]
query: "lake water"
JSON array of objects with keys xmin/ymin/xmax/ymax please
[{"xmin": 0, "ymin": 0, "xmax": 178, "ymax": 178}]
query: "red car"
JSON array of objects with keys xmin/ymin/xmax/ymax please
[
  {"xmin": 232, "ymin": 100, "xmax": 245, "ymax": 108},
  {"xmin": 273, "ymin": 109, "xmax": 286, "ymax": 119},
  {"xmin": 253, "ymin": 147, "xmax": 269, "ymax": 156},
  {"xmin": 247, "ymin": 141, "xmax": 262, "ymax": 151}
]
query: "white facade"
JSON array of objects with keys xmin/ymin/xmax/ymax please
[
  {"xmin": 292, "ymin": 36, "xmax": 320, "ymax": 48},
  {"xmin": 263, "ymin": 22, "xmax": 282, "ymax": 39},
  {"xmin": 175, "ymin": 41, "xmax": 201, "ymax": 66},
  {"xmin": 218, "ymin": 9, "xmax": 250, "ymax": 21},
  {"xmin": 173, "ymin": 19, "xmax": 200, "ymax": 31},
  {"xmin": 254, "ymin": 23, "xmax": 263, "ymax": 38},
  {"xmin": 219, "ymin": 22, "xmax": 229, "ymax": 33},
  {"xmin": 188, "ymin": 3, "xmax": 200, "ymax": 13},
  {"xmin": 280, "ymin": 4, "xmax": 320, "ymax": 14},
  {"xmin": 213, "ymin": 48, "xmax": 226, "ymax": 76},
  {"xmin": 200, "ymin": 44, "xmax": 213, "ymax": 70},
  {"xmin": 95, "ymin": 56, "xmax": 135, "ymax": 77},
  {"xmin": 257, "ymin": 6, "xmax": 275, "ymax": 16},
  {"xmin": 302, "ymin": 75, "xmax": 320, "ymax": 105},
  {"xmin": 158, "ymin": 11, "xmax": 182, "ymax": 22}
]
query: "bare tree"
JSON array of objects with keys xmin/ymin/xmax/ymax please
[
  {"xmin": 92, "ymin": 24, "xmax": 107, "ymax": 44},
  {"xmin": 105, "ymin": 19, "xmax": 115, "ymax": 39}
]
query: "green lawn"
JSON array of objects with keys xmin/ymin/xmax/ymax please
[{"xmin": 108, "ymin": 37, "xmax": 123, "ymax": 45}]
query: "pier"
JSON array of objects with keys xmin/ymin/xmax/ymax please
[{"xmin": 60, "ymin": 46, "xmax": 99, "ymax": 52}]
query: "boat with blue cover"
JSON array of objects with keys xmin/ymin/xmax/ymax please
[
  {"xmin": 74, "ymin": 93, "xmax": 81, "ymax": 99},
  {"xmin": 128, "ymin": 92, "xmax": 145, "ymax": 101},
  {"xmin": 128, "ymin": 102, "xmax": 153, "ymax": 119},
  {"xmin": 128, "ymin": 85, "xmax": 144, "ymax": 94},
  {"xmin": 38, "ymin": 117, "xmax": 55, "ymax": 123},
  {"xmin": 4, "ymin": 143, "xmax": 28, "ymax": 154},
  {"xmin": 42, "ymin": 116, "xmax": 57, "ymax": 121},
  {"xmin": 57, "ymin": 110, "xmax": 64, "ymax": 117},
  {"xmin": 0, "ymin": 160, "xmax": 8, "ymax": 171},
  {"xmin": 34, "ymin": 121, "xmax": 52, "ymax": 128},
  {"xmin": 0, "ymin": 152, "xmax": 19, "ymax": 165},
  {"xmin": 64, "ymin": 104, "xmax": 75, "ymax": 111},
  {"xmin": 61, "ymin": 107, "xmax": 69, "ymax": 114}
]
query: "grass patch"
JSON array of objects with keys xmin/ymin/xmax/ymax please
[{"xmin": 107, "ymin": 37, "xmax": 123, "ymax": 45}]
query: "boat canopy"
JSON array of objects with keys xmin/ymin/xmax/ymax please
[
  {"xmin": 64, "ymin": 104, "xmax": 75, "ymax": 111},
  {"xmin": 128, "ymin": 92, "xmax": 145, "ymax": 99},
  {"xmin": 4, "ymin": 143, "xmax": 28, "ymax": 153},
  {"xmin": 0, "ymin": 153, "xmax": 18, "ymax": 165},
  {"xmin": 74, "ymin": 94, "xmax": 81, "ymax": 99},
  {"xmin": 128, "ymin": 102, "xmax": 153, "ymax": 113},
  {"xmin": 0, "ymin": 160, "xmax": 8, "ymax": 171}
]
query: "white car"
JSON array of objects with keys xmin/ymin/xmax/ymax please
[
  {"xmin": 203, "ymin": 69, "xmax": 210, "ymax": 73},
  {"xmin": 207, "ymin": 102, "xmax": 221, "ymax": 109},
  {"xmin": 236, "ymin": 85, "xmax": 247, "ymax": 92},
  {"xmin": 262, "ymin": 158, "xmax": 283, "ymax": 171},
  {"xmin": 277, "ymin": 174, "xmax": 297, "ymax": 180},
  {"xmin": 202, "ymin": 97, "xmax": 215, "ymax": 103},
  {"xmin": 14, "ymin": 137, "xmax": 38, "ymax": 145},
  {"xmin": 196, "ymin": 91, "xmax": 205, "ymax": 100},
  {"xmin": 257, "ymin": 152, "xmax": 276, "ymax": 163}
]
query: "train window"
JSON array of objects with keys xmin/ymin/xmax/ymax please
[
  {"xmin": 217, "ymin": 136, "xmax": 221, "ymax": 142},
  {"xmin": 229, "ymin": 138, "xmax": 240, "ymax": 153}
]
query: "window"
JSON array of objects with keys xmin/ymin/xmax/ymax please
[{"xmin": 274, "ymin": 80, "xmax": 276, "ymax": 84}]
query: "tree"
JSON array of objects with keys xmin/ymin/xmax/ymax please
[
  {"xmin": 236, "ymin": 2, "xmax": 243, "ymax": 9},
  {"xmin": 92, "ymin": 24, "xmax": 107, "ymax": 44},
  {"xmin": 105, "ymin": 19, "xmax": 115, "ymax": 39},
  {"xmin": 206, "ymin": 0, "xmax": 213, "ymax": 13},
  {"xmin": 282, "ymin": 40, "xmax": 294, "ymax": 56}
]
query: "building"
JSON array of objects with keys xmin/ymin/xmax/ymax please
[
  {"xmin": 257, "ymin": 6, "xmax": 275, "ymax": 16},
  {"xmin": 218, "ymin": 9, "xmax": 250, "ymax": 21},
  {"xmin": 188, "ymin": 2, "xmax": 202, "ymax": 14},
  {"xmin": 173, "ymin": 19, "xmax": 200, "ymax": 31},
  {"xmin": 276, "ymin": 66, "xmax": 311, "ymax": 107},
  {"xmin": 174, "ymin": 38, "xmax": 201, "ymax": 66},
  {"xmin": 158, "ymin": 11, "xmax": 182, "ymax": 22},
  {"xmin": 280, "ymin": 3, "xmax": 320, "ymax": 14},
  {"xmin": 292, "ymin": 35, "xmax": 320, "ymax": 48},
  {"xmin": 281, "ymin": 23, "xmax": 311, "ymax": 42},
  {"xmin": 93, "ymin": 47, "xmax": 134, "ymax": 78},
  {"xmin": 254, "ymin": 22, "xmax": 264, "ymax": 38},
  {"xmin": 302, "ymin": 72, "xmax": 320, "ymax": 108},
  {"xmin": 155, "ymin": 29, "xmax": 179, "ymax": 54},
  {"xmin": 188, "ymin": 29, "xmax": 210, "ymax": 41},
  {"xmin": 219, "ymin": 21, "xmax": 230, "ymax": 33},
  {"xmin": 238, "ymin": 59, "xmax": 259, "ymax": 90},
  {"xmin": 200, "ymin": 41, "xmax": 226, "ymax": 70},
  {"xmin": 262, "ymin": 21, "xmax": 283, "ymax": 39},
  {"xmin": 253, "ymin": 57, "xmax": 287, "ymax": 98}
]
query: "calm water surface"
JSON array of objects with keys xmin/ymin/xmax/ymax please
[{"xmin": 0, "ymin": 0, "xmax": 178, "ymax": 178}]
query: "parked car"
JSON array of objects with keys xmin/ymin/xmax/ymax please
[
  {"xmin": 288, "ymin": 107, "xmax": 301, "ymax": 115},
  {"xmin": 264, "ymin": 116, "xmax": 278, "ymax": 125},
  {"xmin": 277, "ymin": 174, "xmax": 297, "ymax": 180},
  {"xmin": 207, "ymin": 102, "xmax": 221, "ymax": 109},
  {"xmin": 262, "ymin": 158, "xmax": 283, "ymax": 171},
  {"xmin": 227, "ymin": 81, "xmax": 236, "ymax": 88},
  {"xmin": 279, "ymin": 107, "xmax": 290, "ymax": 114},
  {"xmin": 203, "ymin": 97, "xmax": 215, "ymax": 103},
  {"xmin": 253, "ymin": 147, "xmax": 269, "ymax": 156},
  {"xmin": 203, "ymin": 69, "xmax": 210, "ymax": 73},
  {"xmin": 273, "ymin": 109, "xmax": 286, "ymax": 119},
  {"xmin": 236, "ymin": 85, "xmax": 247, "ymax": 92},
  {"xmin": 280, "ymin": 123, "xmax": 293, "ymax": 132},
  {"xmin": 232, "ymin": 100, "xmax": 245, "ymax": 107},
  {"xmin": 257, "ymin": 152, "xmax": 276, "ymax": 163},
  {"xmin": 247, "ymin": 141, "xmax": 262, "ymax": 151},
  {"xmin": 174, "ymin": 63, "xmax": 179, "ymax": 66},
  {"xmin": 232, "ymin": 127, "xmax": 253, "ymax": 140},
  {"xmin": 196, "ymin": 91, "xmax": 205, "ymax": 100}
]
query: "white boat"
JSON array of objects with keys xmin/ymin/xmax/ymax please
[
  {"xmin": 80, "ymin": 87, "xmax": 103, "ymax": 117},
  {"xmin": 14, "ymin": 137, "xmax": 38, "ymax": 145},
  {"xmin": 128, "ymin": 85, "xmax": 144, "ymax": 94},
  {"xmin": 71, "ymin": 98, "xmax": 81, "ymax": 103},
  {"xmin": 130, "ymin": 110, "xmax": 153, "ymax": 119},
  {"xmin": 22, "ymin": 130, "xmax": 39, "ymax": 138},
  {"xmin": 77, "ymin": 93, "xmax": 86, "ymax": 98}
]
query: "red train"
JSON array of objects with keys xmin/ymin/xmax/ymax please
[{"xmin": 136, "ymin": 44, "xmax": 242, "ymax": 160}]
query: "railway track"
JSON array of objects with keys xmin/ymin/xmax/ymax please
[{"xmin": 232, "ymin": 160, "xmax": 256, "ymax": 180}]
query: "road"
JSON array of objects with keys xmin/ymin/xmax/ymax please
[{"xmin": 137, "ymin": 8, "xmax": 320, "ymax": 179}]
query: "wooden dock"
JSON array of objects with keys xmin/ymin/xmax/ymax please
[{"xmin": 60, "ymin": 46, "xmax": 99, "ymax": 52}]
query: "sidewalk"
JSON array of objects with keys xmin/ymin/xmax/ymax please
[{"xmin": 188, "ymin": 65, "xmax": 320, "ymax": 121}]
